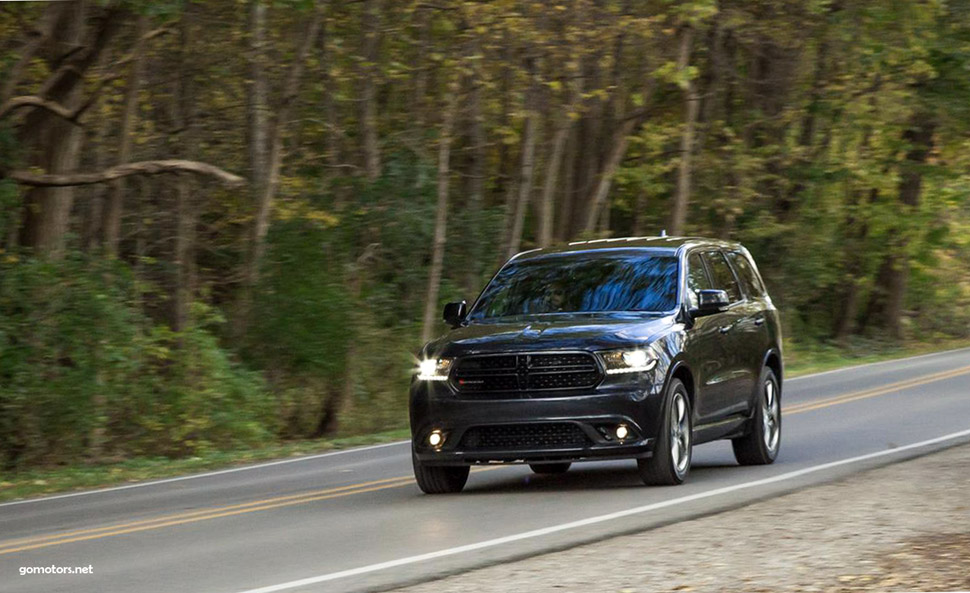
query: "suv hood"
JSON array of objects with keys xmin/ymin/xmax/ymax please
[{"xmin": 427, "ymin": 314, "xmax": 677, "ymax": 357}]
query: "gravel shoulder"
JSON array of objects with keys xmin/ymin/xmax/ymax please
[{"xmin": 393, "ymin": 443, "xmax": 970, "ymax": 593}]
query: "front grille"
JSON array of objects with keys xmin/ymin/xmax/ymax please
[
  {"xmin": 459, "ymin": 423, "xmax": 592, "ymax": 451},
  {"xmin": 451, "ymin": 352, "xmax": 601, "ymax": 394}
]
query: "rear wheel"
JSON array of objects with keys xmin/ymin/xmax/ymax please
[
  {"xmin": 732, "ymin": 367, "xmax": 781, "ymax": 465},
  {"xmin": 529, "ymin": 462, "xmax": 571, "ymax": 474},
  {"xmin": 412, "ymin": 446, "xmax": 469, "ymax": 494},
  {"xmin": 638, "ymin": 378, "xmax": 692, "ymax": 486}
]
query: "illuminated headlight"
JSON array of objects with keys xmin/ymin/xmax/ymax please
[
  {"xmin": 417, "ymin": 358, "xmax": 453, "ymax": 381},
  {"xmin": 599, "ymin": 347, "xmax": 658, "ymax": 375}
]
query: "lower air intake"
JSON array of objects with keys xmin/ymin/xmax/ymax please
[{"xmin": 459, "ymin": 423, "xmax": 591, "ymax": 451}]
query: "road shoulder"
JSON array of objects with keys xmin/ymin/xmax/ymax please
[{"xmin": 393, "ymin": 442, "xmax": 970, "ymax": 593}]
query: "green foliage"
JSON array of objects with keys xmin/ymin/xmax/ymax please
[
  {"xmin": 247, "ymin": 220, "xmax": 351, "ymax": 379},
  {"xmin": 3, "ymin": 0, "xmax": 970, "ymax": 475},
  {"xmin": 0, "ymin": 254, "xmax": 274, "ymax": 469},
  {"xmin": 0, "ymin": 179, "xmax": 18, "ymax": 249}
]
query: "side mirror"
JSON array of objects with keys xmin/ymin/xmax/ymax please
[
  {"xmin": 442, "ymin": 301, "xmax": 467, "ymax": 327},
  {"xmin": 692, "ymin": 289, "xmax": 730, "ymax": 318}
]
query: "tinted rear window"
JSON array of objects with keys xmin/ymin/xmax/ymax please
[
  {"xmin": 727, "ymin": 251, "xmax": 766, "ymax": 298},
  {"xmin": 705, "ymin": 251, "xmax": 742, "ymax": 303},
  {"xmin": 468, "ymin": 251, "xmax": 678, "ymax": 320}
]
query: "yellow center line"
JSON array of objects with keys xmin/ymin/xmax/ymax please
[
  {"xmin": 0, "ymin": 474, "xmax": 414, "ymax": 550},
  {"xmin": 785, "ymin": 364, "xmax": 970, "ymax": 415},
  {"xmin": 0, "ymin": 466, "xmax": 502, "ymax": 556},
  {"xmin": 2, "ymin": 364, "xmax": 968, "ymax": 556}
]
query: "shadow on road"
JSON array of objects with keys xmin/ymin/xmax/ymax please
[{"xmin": 458, "ymin": 460, "xmax": 740, "ymax": 495}]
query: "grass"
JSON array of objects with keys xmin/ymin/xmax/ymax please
[
  {"xmin": 2, "ymin": 339, "xmax": 968, "ymax": 504},
  {"xmin": 784, "ymin": 338, "xmax": 970, "ymax": 377},
  {"xmin": 0, "ymin": 428, "xmax": 411, "ymax": 503}
]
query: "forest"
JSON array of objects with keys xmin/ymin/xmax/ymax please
[{"xmin": 1, "ymin": 0, "xmax": 969, "ymax": 471}]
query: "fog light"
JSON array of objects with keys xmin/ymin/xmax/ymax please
[
  {"xmin": 428, "ymin": 430, "xmax": 444, "ymax": 447},
  {"xmin": 615, "ymin": 424, "xmax": 629, "ymax": 440}
]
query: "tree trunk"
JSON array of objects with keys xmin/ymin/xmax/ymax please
[
  {"xmin": 173, "ymin": 8, "xmax": 198, "ymax": 334},
  {"xmin": 556, "ymin": 124, "xmax": 578, "ymax": 241},
  {"xmin": 882, "ymin": 117, "xmax": 935, "ymax": 339},
  {"xmin": 83, "ymin": 77, "xmax": 111, "ymax": 251},
  {"xmin": 359, "ymin": 0, "xmax": 382, "ymax": 181},
  {"xmin": 504, "ymin": 64, "xmax": 540, "ymax": 260},
  {"xmin": 505, "ymin": 56, "xmax": 539, "ymax": 259},
  {"xmin": 247, "ymin": 0, "xmax": 270, "ymax": 188},
  {"xmin": 104, "ymin": 14, "xmax": 149, "ymax": 258},
  {"xmin": 496, "ymin": 27, "xmax": 514, "ymax": 202},
  {"xmin": 538, "ymin": 119, "xmax": 568, "ymax": 248},
  {"xmin": 582, "ymin": 115, "xmax": 639, "ymax": 233},
  {"xmin": 320, "ymin": 15, "xmax": 340, "ymax": 172},
  {"xmin": 632, "ymin": 185, "xmax": 645, "ymax": 235},
  {"xmin": 237, "ymin": 1, "xmax": 326, "ymax": 333},
  {"xmin": 569, "ymin": 50, "xmax": 605, "ymax": 237},
  {"xmin": 464, "ymin": 38, "xmax": 487, "ymax": 295},
  {"xmin": 250, "ymin": 5, "xmax": 324, "ymax": 263},
  {"xmin": 670, "ymin": 25, "xmax": 698, "ymax": 237},
  {"xmin": 833, "ymin": 188, "xmax": 878, "ymax": 341},
  {"xmin": 420, "ymin": 79, "xmax": 460, "ymax": 344},
  {"xmin": 18, "ymin": 1, "xmax": 89, "ymax": 257},
  {"xmin": 412, "ymin": 6, "xmax": 431, "ymax": 130},
  {"xmin": 538, "ymin": 78, "xmax": 582, "ymax": 248}
]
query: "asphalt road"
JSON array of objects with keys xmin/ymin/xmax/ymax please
[{"xmin": 3, "ymin": 347, "xmax": 970, "ymax": 593}]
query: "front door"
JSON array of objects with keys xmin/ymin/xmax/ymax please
[
  {"xmin": 684, "ymin": 252, "xmax": 735, "ymax": 424},
  {"xmin": 700, "ymin": 250, "xmax": 748, "ymax": 419}
]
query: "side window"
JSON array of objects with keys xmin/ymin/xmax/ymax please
[
  {"xmin": 727, "ymin": 251, "xmax": 766, "ymax": 298},
  {"xmin": 705, "ymin": 251, "xmax": 742, "ymax": 303},
  {"xmin": 686, "ymin": 253, "xmax": 713, "ymax": 308}
]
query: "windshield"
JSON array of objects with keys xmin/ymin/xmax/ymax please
[{"xmin": 468, "ymin": 250, "xmax": 679, "ymax": 321}]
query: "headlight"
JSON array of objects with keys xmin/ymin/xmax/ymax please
[
  {"xmin": 598, "ymin": 347, "xmax": 658, "ymax": 375},
  {"xmin": 417, "ymin": 358, "xmax": 453, "ymax": 381}
]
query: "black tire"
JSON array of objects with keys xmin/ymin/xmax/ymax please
[
  {"xmin": 529, "ymin": 462, "xmax": 571, "ymax": 474},
  {"xmin": 638, "ymin": 378, "xmax": 692, "ymax": 486},
  {"xmin": 732, "ymin": 367, "xmax": 781, "ymax": 466},
  {"xmin": 412, "ymin": 446, "xmax": 469, "ymax": 494}
]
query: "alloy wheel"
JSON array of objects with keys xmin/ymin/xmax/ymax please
[
  {"xmin": 762, "ymin": 378, "xmax": 780, "ymax": 453},
  {"xmin": 670, "ymin": 391, "xmax": 691, "ymax": 474}
]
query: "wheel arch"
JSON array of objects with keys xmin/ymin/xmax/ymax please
[
  {"xmin": 667, "ymin": 359, "xmax": 696, "ymax": 412},
  {"xmin": 763, "ymin": 349, "xmax": 783, "ymax": 392}
]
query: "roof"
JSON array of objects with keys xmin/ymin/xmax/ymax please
[{"xmin": 511, "ymin": 236, "xmax": 743, "ymax": 261}]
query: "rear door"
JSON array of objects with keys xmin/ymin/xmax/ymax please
[{"xmin": 726, "ymin": 250, "xmax": 773, "ymax": 411}]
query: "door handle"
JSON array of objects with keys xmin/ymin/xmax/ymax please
[
  {"xmin": 719, "ymin": 325, "xmax": 732, "ymax": 334},
  {"xmin": 754, "ymin": 316, "xmax": 765, "ymax": 326}
]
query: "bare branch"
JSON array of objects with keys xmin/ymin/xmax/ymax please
[
  {"xmin": 8, "ymin": 160, "xmax": 245, "ymax": 187},
  {"xmin": 3, "ymin": 26, "xmax": 174, "ymax": 125},
  {"xmin": 0, "ymin": 95, "xmax": 79, "ymax": 122}
]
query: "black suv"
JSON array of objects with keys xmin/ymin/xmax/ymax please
[{"xmin": 410, "ymin": 237, "xmax": 782, "ymax": 493}]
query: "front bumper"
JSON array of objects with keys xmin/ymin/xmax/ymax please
[{"xmin": 410, "ymin": 380, "xmax": 665, "ymax": 466}]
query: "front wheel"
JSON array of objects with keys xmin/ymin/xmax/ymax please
[
  {"xmin": 412, "ymin": 446, "xmax": 469, "ymax": 494},
  {"xmin": 732, "ymin": 367, "xmax": 781, "ymax": 465},
  {"xmin": 638, "ymin": 378, "xmax": 692, "ymax": 486}
]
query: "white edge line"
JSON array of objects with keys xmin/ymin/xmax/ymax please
[
  {"xmin": 787, "ymin": 346, "xmax": 970, "ymax": 382},
  {"xmin": 5, "ymin": 346, "xmax": 968, "ymax": 508},
  {"xmin": 234, "ymin": 427, "xmax": 970, "ymax": 593},
  {"xmin": 0, "ymin": 441, "xmax": 409, "ymax": 508}
]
